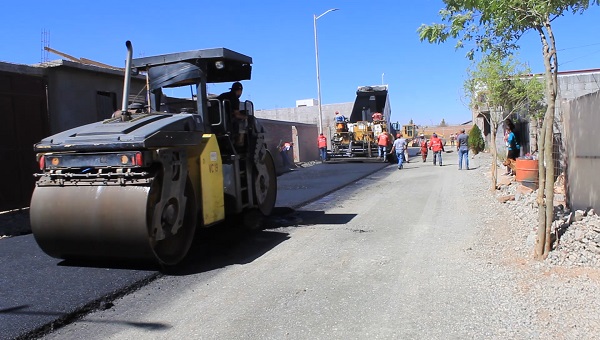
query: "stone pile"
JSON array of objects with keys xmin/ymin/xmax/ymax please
[
  {"xmin": 547, "ymin": 209, "xmax": 600, "ymax": 267},
  {"xmin": 494, "ymin": 166, "xmax": 600, "ymax": 268}
]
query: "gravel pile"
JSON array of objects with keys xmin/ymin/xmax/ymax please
[
  {"xmin": 468, "ymin": 152, "xmax": 600, "ymax": 339},
  {"xmin": 547, "ymin": 211, "xmax": 600, "ymax": 267},
  {"xmin": 486, "ymin": 154, "xmax": 600, "ymax": 269}
]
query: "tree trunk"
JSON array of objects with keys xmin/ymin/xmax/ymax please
[
  {"xmin": 534, "ymin": 20, "xmax": 558, "ymax": 259},
  {"xmin": 544, "ymin": 100, "xmax": 555, "ymax": 256},
  {"xmin": 544, "ymin": 20, "xmax": 559, "ymax": 256},
  {"xmin": 490, "ymin": 121, "xmax": 498, "ymax": 191},
  {"xmin": 535, "ymin": 109, "xmax": 547, "ymax": 259}
]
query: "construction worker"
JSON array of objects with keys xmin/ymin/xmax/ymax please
[
  {"xmin": 377, "ymin": 131, "xmax": 390, "ymax": 162},
  {"xmin": 334, "ymin": 111, "xmax": 346, "ymax": 122},
  {"xmin": 429, "ymin": 133, "xmax": 445, "ymax": 166},
  {"xmin": 318, "ymin": 133, "xmax": 328, "ymax": 162},
  {"xmin": 279, "ymin": 141, "xmax": 293, "ymax": 168},
  {"xmin": 372, "ymin": 112, "xmax": 383, "ymax": 122},
  {"xmin": 419, "ymin": 133, "xmax": 428, "ymax": 162},
  {"xmin": 217, "ymin": 82, "xmax": 246, "ymax": 147},
  {"xmin": 389, "ymin": 133, "xmax": 407, "ymax": 170}
]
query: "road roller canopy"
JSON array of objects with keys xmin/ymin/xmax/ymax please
[{"xmin": 131, "ymin": 48, "xmax": 252, "ymax": 90}]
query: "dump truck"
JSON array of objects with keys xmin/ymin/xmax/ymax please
[
  {"xmin": 329, "ymin": 85, "xmax": 393, "ymax": 160},
  {"xmin": 29, "ymin": 41, "xmax": 277, "ymax": 266}
]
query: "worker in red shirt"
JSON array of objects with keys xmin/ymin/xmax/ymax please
[
  {"xmin": 418, "ymin": 133, "xmax": 429, "ymax": 162},
  {"xmin": 318, "ymin": 133, "xmax": 328, "ymax": 162},
  {"xmin": 377, "ymin": 131, "xmax": 390, "ymax": 162},
  {"xmin": 429, "ymin": 133, "xmax": 445, "ymax": 166}
]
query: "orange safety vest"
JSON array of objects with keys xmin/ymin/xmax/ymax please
[
  {"xmin": 430, "ymin": 137, "xmax": 443, "ymax": 152},
  {"xmin": 377, "ymin": 133, "xmax": 390, "ymax": 146},
  {"xmin": 318, "ymin": 135, "xmax": 327, "ymax": 148}
]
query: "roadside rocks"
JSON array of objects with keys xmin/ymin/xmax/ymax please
[
  {"xmin": 497, "ymin": 194, "xmax": 515, "ymax": 203},
  {"xmin": 547, "ymin": 210, "xmax": 600, "ymax": 267},
  {"xmin": 491, "ymin": 159, "xmax": 600, "ymax": 268}
]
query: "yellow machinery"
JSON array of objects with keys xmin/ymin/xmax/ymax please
[
  {"xmin": 402, "ymin": 123, "xmax": 417, "ymax": 140},
  {"xmin": 29, "ymin": 42, "xmax": 277, "ymax": 266},
  {"xmin": 329, "ymin": 85, "xmax": 392, "ymax": 159}
]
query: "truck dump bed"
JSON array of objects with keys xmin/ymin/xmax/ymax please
[{"xmin": 349, "ymin": 85, "xmax": 391, "ymax": 124}]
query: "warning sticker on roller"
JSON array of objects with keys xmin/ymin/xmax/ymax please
[{"xmin": 210, "ymin": 152, "xmax": 217, "ymax": 162}]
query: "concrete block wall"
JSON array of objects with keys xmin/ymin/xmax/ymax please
[
  {"xmin": 558, "ymin": 72, "xmax": 600, "ymax": 101},
  {"xmin": 256, "ymin": 102, "xmax": 353, "ymax": 148},
  {"xmin": 259, "ymin": 119, "xmax": 319, "ymax": 174}
]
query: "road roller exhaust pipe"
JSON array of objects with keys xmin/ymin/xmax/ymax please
[{"xmin": 121, "ymin": 40, "xmax": 133, "ymax": 121}]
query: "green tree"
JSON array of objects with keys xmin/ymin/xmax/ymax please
[
  {"xmin": 465, "ymin": 52, "xmax": 544, "ymax": 191},
  {"xmin": 439, "ymin": 119, "xmax": 447, "ymax": 126},
  {"xmin": 468, "ymin": 124, "xmax": 485, "ymax": 154},
  {"xmin": 418, "ymin": 0, "xmax": 598, "ymax": 259}
]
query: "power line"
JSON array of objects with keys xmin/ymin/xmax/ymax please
[
  {"xmin": 559, "ymin": 48, "xmax": 600, "ymax": 67},
  {"xmin": 557, "ymin": 42, "xmax": 600, "ymax": 52}
]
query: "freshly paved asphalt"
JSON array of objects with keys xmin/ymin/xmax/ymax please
[{"xmin": 0, "ymin": 160, "xmax": 388, "ymax": 340}]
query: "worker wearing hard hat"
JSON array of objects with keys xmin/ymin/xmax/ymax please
[
  {"xmin": 419, "ymin": 133, "xmax": 428, "ymax": 162},
  {"xmin": 334, "ymin": 111, "xmax": 346, "ymax": 122}
]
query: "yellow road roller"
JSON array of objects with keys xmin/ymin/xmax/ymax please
[{"xmin": 29, "ymin": 41, "xmax": 277, "ymax": 265}]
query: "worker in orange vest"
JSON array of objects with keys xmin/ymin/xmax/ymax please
[
  {"xmin": 418, "ymin": 133, "xmax": 428, "ymax": 162},
  {"xmin": 377, "ymin": 131, "xmax": 390, "ymax": 162},
  {"xmin": 429, "ymin": 133, "xmax": 445, "ymax": 166},
  {"xmin": 318, "ymin": 133, "xmax": 328, "ymax": 162}
]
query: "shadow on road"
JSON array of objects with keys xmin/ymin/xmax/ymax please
[
  {"xmin": 168, "ymin": 206, "xmax": 357, "ymax": 276},
  {"xmin": 54, "ymin": 206, "xmax": 357, "ymax": 276},
  {"xmin": 262, "ymin": 208, "xmax": 357, "ymax": 228},
  {"xmin": 168, "ymin": 225, "xmax": 290, "ymax": 276},
  {"xmin": 1, "ymin": 304, "xmax": 171, "ymax": 339}
]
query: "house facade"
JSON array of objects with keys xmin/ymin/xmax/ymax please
[{"xmin": 471, "ymin": 68, "xmax": 600, "ymax": 211}]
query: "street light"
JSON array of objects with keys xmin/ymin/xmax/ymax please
[{"xmin": 314, "ymin": 8, "xmax": 339, "ymax": 134}]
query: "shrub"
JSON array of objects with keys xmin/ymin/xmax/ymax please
[{"xmin": 468, "ymin": 124, "xmax": 485, "ymax": 155}]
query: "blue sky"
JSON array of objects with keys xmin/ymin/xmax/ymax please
[{"xmin": 2, "ymin": 1, "xmax": 599, "ymax": 126}]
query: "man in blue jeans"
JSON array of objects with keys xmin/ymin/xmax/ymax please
[
  {"xmin": 318, "ymin": 133, "xmax": 327, "ymax": 162},
  {"xmin": 456, "ymin": 128, "xmax": 469, "ymax": 170},
  {"xmin": 389, "ymin": 133, "xmax": 407, "ymax": 170}
]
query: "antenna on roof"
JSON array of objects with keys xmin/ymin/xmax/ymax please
[{"xmin": 41, "ymin": 29, "xmax": 50, "ymax": 64}]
